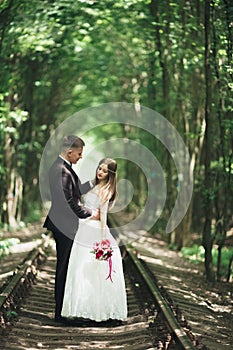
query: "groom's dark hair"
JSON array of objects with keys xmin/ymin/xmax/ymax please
[{"xmin": 62, "ymin": 135, "xmax": 85, "ymax": 151}]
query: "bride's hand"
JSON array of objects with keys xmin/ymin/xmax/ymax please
[{"xmin": 92, "ymin": 208, "xmax": 100, "ymax": 220}]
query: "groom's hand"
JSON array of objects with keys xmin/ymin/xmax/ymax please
[{"xmin": 91, "ymin": 208, "xmax": 100, "ymax": 220}]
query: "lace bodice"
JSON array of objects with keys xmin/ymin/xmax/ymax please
[
  {"xmin": 82, "ymin": 187, "xmax": 101, "ymax": 210},
  {"xmin": 74, "ymin": 184, "xmax": 112, "ymax": 250}
]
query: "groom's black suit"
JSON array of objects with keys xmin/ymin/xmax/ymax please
[{"xmin": 43, "ymin": 157, "xmax": 92, "ymax": 318}]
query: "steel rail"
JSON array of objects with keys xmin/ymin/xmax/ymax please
[
  {"xmin": 1, "ymin": 222, "xmax": 197, "ymax": 349},
  {"xmin": 110, "ymin": 220, "xmax": 196, "ymax": 350},
  {"xmin": 0, "ymin": 231, "xmax": 52, "ymax": 331},
  {"xmin": 126, "ymin": 248, "xmax": 196, "ymax": 350}
]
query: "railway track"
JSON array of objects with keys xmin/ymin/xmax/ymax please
[{"xmin": 0, "ymin": 227, "xmax": 200, "ymax": 350}]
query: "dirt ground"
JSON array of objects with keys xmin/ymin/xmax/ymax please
[
  {"xmin": 1, "ymin": 221, "xmax": 233, "ymax": 349},
  {"xmin": 130, "ymin": 231, "xmax": 233, "ymax": 350}
]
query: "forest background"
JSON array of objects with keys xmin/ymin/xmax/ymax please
[{"xmin": 0, "ymin": 0, "xmax": 232, "ymax": 282}]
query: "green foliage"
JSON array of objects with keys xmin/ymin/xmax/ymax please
[
  {"xmin": 181, "ymin": 245, "xmax": 205, "ymax": 264},
  {"xmin": 181, "ymin": 244, "xmax": 233, "ymax": 279},
  {"xmin": 0, "ymin": 0, "xmax": 232, "ymax": 281},
  {"xmin": 5, "ymin": 310, "xmax": 18, "ymax": 321},
  {"xmin": 0, "ymin": 237, "xmax": 20, "ymax": 258},
  {"xmin": 24, "ymin": 205, "xmax": 42, "ymax": 224},
  {"xmin": 0, "ymin": 96, "xmax": 28, "ymax": 137}
]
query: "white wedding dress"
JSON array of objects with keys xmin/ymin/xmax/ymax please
[{"xmin": 61, "ymin": 186, "xmax": 128, "ymax": 322}]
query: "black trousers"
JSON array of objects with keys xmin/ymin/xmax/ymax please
[{"xmin": 52, "ymin": 231, "xmax": 73, "ymax": 318}]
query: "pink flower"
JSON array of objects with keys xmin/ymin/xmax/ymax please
[
  {"xmin": 93, "ymin": 242, "xmax": 100, "ymax": 250},
  {"xmin": 101, "ymin": 239, "xmax": 111, "ymax": 249}
]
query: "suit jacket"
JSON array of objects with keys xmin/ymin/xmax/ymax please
[{"xmin": 43, "ymin": 157, "xmax": 92, "ymax": 239}]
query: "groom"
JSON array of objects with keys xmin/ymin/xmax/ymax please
[{"xmin": 43, "ymin": 135, "xmax": 99, "ymax": 322}]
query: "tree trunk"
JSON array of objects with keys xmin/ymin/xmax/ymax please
[
  {"xmin": 149, "ymin": 0, "xmax": 177, "ymax": 244},
  {"xmin": 202, "ymin": 0, "xmax": 215, "ymax": 282}
]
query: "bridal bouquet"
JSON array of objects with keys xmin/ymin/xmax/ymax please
[
  {"xmin": 91, "ymin": 239, "xmax": 114, "ymax": 282},
  {"xmin": 91, "ymin": 239, "xmax": 113, "ymax": 261}
]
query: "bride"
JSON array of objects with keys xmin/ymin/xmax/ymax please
[{"xmin": 61, "ymin": 158, "xmax": 128, "ymax": 322}]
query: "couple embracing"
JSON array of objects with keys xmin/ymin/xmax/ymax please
[{"xmin": 43, "ymin": 135, "xmax": 127, "ymax": 324}]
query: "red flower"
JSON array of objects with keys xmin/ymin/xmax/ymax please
[
  {"xmin": 106, "ymin": 250, "xmax": 113, "ymax": 258},
  {"xmin": 96, "ymin": 249, "xmax": 104, "ymax": 259}
]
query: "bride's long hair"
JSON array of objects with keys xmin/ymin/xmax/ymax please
[{"xmin": 95, "ymin": 158, "xmax": 117, "ymax": 203}]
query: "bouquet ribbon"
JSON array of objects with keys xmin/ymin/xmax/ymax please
[{"xmin": 106, "ymin": 256, "xmax": 113, "ymax": 282}]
